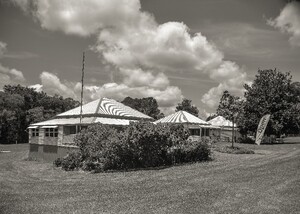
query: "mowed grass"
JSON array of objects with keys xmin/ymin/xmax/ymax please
[{"xmin": 0, "ymin": 140, "xmax": 300, "ymax": 214}]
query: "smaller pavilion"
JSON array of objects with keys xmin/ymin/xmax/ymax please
[
  {"xmin": 155, "ymin": 110, "xmax": 220, "ymax": 138},
  {"xmin": 208, "ymin": 115, "xmax": 240, "ymax": 141}
]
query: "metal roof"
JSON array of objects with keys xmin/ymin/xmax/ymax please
[
  {"xmin": 155, "ymin": 111, "xmax": 210, "ymax": 125},
  {"xmin": 208, "ymin": 115, "xmax": 236, "ymax": 127},
  {"xmin": 31, "ymin": 117, "xmax": 136, "ymax": 126},
  {"xmin": 30, "ymin": 97, "xmax": 152, "ymax": 127},
  {"xmin": 57, "ymin": 97, "xmax": 152, "ymax": 119}
]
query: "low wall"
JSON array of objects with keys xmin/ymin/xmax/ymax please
[{"xmin": 28, "ymin": 144, "xmax": 79, "ymax": 162}]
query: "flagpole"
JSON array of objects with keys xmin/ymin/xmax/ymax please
[{"xmin": 79, "ymin": 52, "xmax": 85, "ymax": 130}]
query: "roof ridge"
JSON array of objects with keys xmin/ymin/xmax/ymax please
[
  {"xmin": 95, "ymin": 97, "xmax": 103, "ymax": 114},
  {"xmin": 181, "ymin": 111, "xmax": 189, "ymax": 122}
]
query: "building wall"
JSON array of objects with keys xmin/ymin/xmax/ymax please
[
  {"xmin": 28, "ymin": 144, "xmax": 79, "ymax": 162},
  {"xmin": 29, "ymin": 125, "xmax": 78, "ymax": 161}
]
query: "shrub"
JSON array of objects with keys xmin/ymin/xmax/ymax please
[
  {"xmin": 170, "ymin": 140, "xmax": 212, "ymax": 163},
  {"xmin": 238, "ymin": 136, "xmax": 255, "ymax": 144},
  {"xmin": 61, "ymin": 151, "xmax": 82, "ymax": 171},
  {"xmin": 56, "ymin": 122, "xmax": 212, "ymax": 172},
  {"xmin": 53, "ymin": 157, "xmax": 62, "ymax": 167},
  {"xmin": 118, "ymin": 122, "xmax": 179, "ymax": 168}
]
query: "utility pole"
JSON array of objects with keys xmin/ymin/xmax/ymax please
[{"xmin": 79, "ymin": 52, "xmax": 85, "ymax": 131}]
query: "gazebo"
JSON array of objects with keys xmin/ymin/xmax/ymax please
[
  {"xmin": 27, "ymin": 97, "xmax": 153, "ymax": 161},
  {"xmin": 155, "ymin": 110, "xmax": 219, "ymax": 137},
  {"xmin": 208, "ymin": 115, "xmax": 239, "ymax": 141}
]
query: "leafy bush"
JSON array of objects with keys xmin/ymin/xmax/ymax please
[
  {"xmin": 60, "ymin": 151, "xmax": 82, "ymax": 171},
  {"xmin": 56, "ymin": 122, "xmax": 211, "ymax": 172},
  {"xmin": 170, "ymin": 140, "xmax": 212, "ymax": 163},
  {"xmin": 238, "ymin": 136, "xmax": 255, "ymax": 144},
  {"xmin": 53, "ymin": 157, "xmax": 62, "ymax": 167},
  {"xmin": 118, "ymin": 122, "xmax": 188, "ymax": 168}
]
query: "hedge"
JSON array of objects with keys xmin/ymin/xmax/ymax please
[{"xmin": 55, "ymin": 122, "xmax": 212, "ymax": 172}]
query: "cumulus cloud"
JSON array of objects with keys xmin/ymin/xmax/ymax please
[
  {"xmin": 28, "ymin": 83, "xmax": 43, "ymax": 92},
  {"xmin": 201, "ymin": 61, "xmax": 247, "ymax": 108},
  {"xmin": 38, "ymin": 71, "xmax": 77, "ymax": 98},
  {"xmin": 120, "ymin": 68, "xmax": 169, "ymax": 89},
  {"xmin": 31, "ymin": 71, "xmax": 182, "ymax": 114},
  {"xmin": 0, "ymin": 41, "xmax": 26, "ymax": 89},
  {"xmin": 15, "ymin": 0, "xmax": 248, "ymax": 112},
  {"xmin": 13, "ymin": 0, "xmax": 143, "ymax": 37},
  {"xmin": 96, "ymin": 21, "xmax": 224, "ymax": 72},
  {"xmin": 268, "ymin": 1, "xmax": 300, "ymax": 47}
]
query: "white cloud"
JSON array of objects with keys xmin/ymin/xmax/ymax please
[
  {"xmin": 0, "ymin": 65, "xmax": 26, "ymax": 89},
  {"xmin": 96, "ymin": 21, "xmax": 223, "ymax": 72},
  {"xmin": 268, "ymin": 2, "xmax": 300, "ymax": 47},
  {"xmin": 39, "ymin": 71, "xmax": 77, "ymax": 98},
  {"xmin": 14, "ymin": 0, "xmax": 248, "ymax": 113},
  {"xmin": 32, "ymin": 71, "xmax": 182, "ymax": 114},
  {"xmin": 0, "ymin": 41, "xmax": 26, "ymax": 89},
  {"xmin": 120, "ymin": 68, "xmax": 169, "ymax": 89},
  {"xmin": 29, "ymin": 84, "xmax": 43, "ymax": 92},
  {"xmin": 201, "ymin": 61, "xmax": 247, "ymax": 108},
  {"xmin": 13, "ymin": 0, "xmax": 144, "ymax": 37}
]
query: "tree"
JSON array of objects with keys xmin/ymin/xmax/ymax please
[
  {"xmin": 216, "ymin": 91, "xmax": 243, "ymax": 147},
  {"xmin": 0, "ymin": 84, "xmax": 80, "ymax": 144},
  {"xmin": 206, "ymin": 114, "xmax": 218, "ymax": 121},
  {"xmin": 241, "ymin": 69, "xmax": 298, "ymax": 136},
  {"xmin": 121, "ymin": 97, "xmax": 164, "ymax": 119},
  {"xmin": 216, "ymin": 91, "xmax": 243, "ymax": 121},
  {"xmin": 175, "ymin": 98, "xmax": 199, "ymax": 117}
]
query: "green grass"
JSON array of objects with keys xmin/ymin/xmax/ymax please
[{"xmin": 0, "ymin": 141, "xmax": 300, "ymax": 214}]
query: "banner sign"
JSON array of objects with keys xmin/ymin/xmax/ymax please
[{"xmin": 255, "ymin": 114, "xmax": 271, "ymax": 145}]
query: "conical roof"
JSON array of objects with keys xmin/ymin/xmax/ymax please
[
  {"xmin": 155, "ymin": 111, "xmax": 209, "ymax": 125},
  {"xmin": 56, "ymin": 97, "xmax": 152, "ymax": 120},
  {"xmin": 208, "ymin": 115, "xmax": 236, "ymax": 127}
]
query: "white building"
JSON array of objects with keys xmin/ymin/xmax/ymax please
[{"xmin": 28, "ymin": 97, "xmax": 153, "ymax": 161}]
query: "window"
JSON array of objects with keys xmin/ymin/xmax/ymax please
[
  {"xmin": 31, "ymin": 129, "xmax": 39, "ymax": 137},
  {"xmin": 63, "ymin": 126, "xmax": 76, "ymax": 135},
  {"xmin": 45, "ymin": 128, "xmax": 58, "ymax": 137},
  {"xmin": 190, "ymin": 129, "xmax": 200, "ymax": 136}
]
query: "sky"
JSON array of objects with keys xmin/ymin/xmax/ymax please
[{"xmin": 0, "ymin": 0, "xmax": 299, "ymax": 118}]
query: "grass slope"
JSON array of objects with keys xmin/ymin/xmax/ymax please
[{"xmin": 0, "ymin": 141, "xmax": 299, "ymax": 214}]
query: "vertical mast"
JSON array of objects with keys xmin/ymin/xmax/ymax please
[{"xmin": 79, "ymin": 52, "xmax": 85, "ymax": 129}]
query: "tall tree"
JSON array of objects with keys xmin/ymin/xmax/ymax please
[
  {"xmin": 0, "ymin": 84, "xmax": 80, "ymax": 144},
  {"xmin": 241, "ymin": 69, "xmax": 297, "ymax": 136},
  {"xmin": 175, "ymin": 98, "xmax": 199, "ymax": 117},
  {"xmin": 121, "ymin": 97, "xmax": 164, "ymax": 119},
  {"xmin": 216, "ymin": 91, "xmax": 243, "ymax": 121},
  {"xmin": 216, "ymin": 91, "xmax": 243, "ymax": 147}
]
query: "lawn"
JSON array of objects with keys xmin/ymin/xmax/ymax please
[{"xmin": 0, "ymin": 140, "xmax": 299, "ymax": 214}]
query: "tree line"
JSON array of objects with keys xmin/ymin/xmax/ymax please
[{"xmin": 0, "ymin": 85, "xmax": 80, "ymax": 144}]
